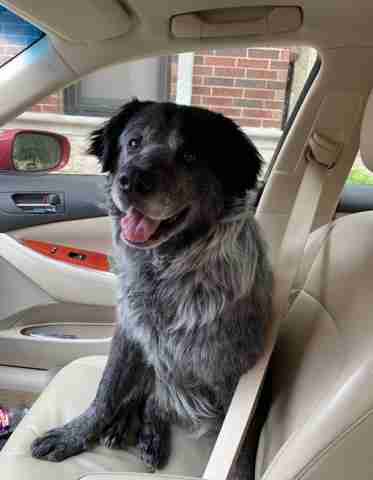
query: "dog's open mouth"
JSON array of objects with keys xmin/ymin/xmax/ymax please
[{"xmin": 120, "ymin": 205, "xmax": 189, "ymax": 247}]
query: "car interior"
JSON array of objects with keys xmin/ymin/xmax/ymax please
[{"xmin": 1, "ymin": 1, "xmax": 373, "ymax": 479}]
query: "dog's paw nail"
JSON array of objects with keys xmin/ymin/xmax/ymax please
[
  {"xmin": 102, "ymin": 435, "xmax": 116, "ymax": 449},
  {"xmin": 101, "ymin": 430, "xmax": 129, "ymax": 450}
]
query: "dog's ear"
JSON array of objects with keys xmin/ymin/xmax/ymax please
[
  {"xmin": 207, "ymin": 114, "xmax": 263, "ymax": 199},
  {"xmin": 87, "ymin": 98, "xmax": 153, "ymax": 173}
]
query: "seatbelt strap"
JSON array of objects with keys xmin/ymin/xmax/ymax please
[{"xmin": 203, "ymin": 132, "xmax": 340, "ymax": 480}]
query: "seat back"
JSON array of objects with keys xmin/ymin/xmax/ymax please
[{"xmin": 256, "ymin": 211, "xmax": 373, "ymax": 480}]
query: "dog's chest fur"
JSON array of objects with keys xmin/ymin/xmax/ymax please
[
  {"xmin": 114, "ymin": 211, "xmax": 272, "ymax": 429},
  {"xmin": 120, "ymin": 259, "xmax": 234, "ymax": 425}
]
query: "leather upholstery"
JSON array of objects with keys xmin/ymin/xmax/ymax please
[
  {"xmin": 256, "ymin": 211, "xmax": 373, "ymax": 480},
  {"xmin": 0, "ymin": 356, "xmax": 215, "ymax": 479}
]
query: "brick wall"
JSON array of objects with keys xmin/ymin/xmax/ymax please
[
  {"xmin": 29, "ymin": 94, "xmax": 64, "ymax": 114},
  {"xmin": 170, "ymin": 47, "xmax": 292, "ymax": 129}
]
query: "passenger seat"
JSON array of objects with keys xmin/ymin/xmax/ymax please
[{"xmin": 256, "ymin": 89, "xmax": 373, "ymax": 480}]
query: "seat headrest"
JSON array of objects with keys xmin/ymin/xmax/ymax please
[{"xmin": 360, "ymin": 90, "xmax": 373, "ymax": 172}]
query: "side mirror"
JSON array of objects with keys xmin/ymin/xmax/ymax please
[{"xmin": 0, "ymin": 129, "xmax": 70, "ymax": 173}]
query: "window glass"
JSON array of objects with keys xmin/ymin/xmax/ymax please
[
  {"xmin": 0, "ymin": 5, "xmax": 43, "ymax": 67},
  {"xmin": 348, "ymin": 151, "xmax": 373, "ymax": 185},
  {"xmin": 0, "ymin": 46, "xmax": 317, "ymax": 175}
]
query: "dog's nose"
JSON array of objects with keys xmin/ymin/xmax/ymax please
[{"xmin": 119, "ymin": 169, "xmax": 156, "ymax": 195}]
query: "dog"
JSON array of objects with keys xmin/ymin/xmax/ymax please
[{"xmin": 31, "ymin": 99, "xmax": 273, "ymax": 475}]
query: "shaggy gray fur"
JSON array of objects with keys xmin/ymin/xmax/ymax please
[
  {"xmin": 115, "ymin": 199, "xmax": 272, "ymax": 429},
  {"xmin": 31, "ymin": 100, "xmax": 273, "ymax": 478}
]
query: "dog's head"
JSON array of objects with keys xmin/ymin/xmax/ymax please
[{"xmin": 89, "ymin": 99, "xmax": 263, "ymax": 250}]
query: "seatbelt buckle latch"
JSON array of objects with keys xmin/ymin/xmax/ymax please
[{"xmin": 306, "ymin": 132, "xmax": 341, "ymax": 170}]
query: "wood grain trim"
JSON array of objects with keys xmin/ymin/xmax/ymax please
[{"xmin": 22, "ymin": 239, "xmax": 110, "ymax": 272}]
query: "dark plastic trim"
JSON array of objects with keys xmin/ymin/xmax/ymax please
[
  {"xmin": 337, "ymin": 184, "xmax": 373, "ymax": 214},
  {"xmin": 264, "ymin": 56, "xmax": 322, "ymax": 183}
]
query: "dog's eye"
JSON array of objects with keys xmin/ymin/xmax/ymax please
[
  {"xmin": 183, "ymin": 152, "xmax": 196, "ymax": 165},
  {"xmin": 128, "ymin": 137, "xmax": 142, "ymax": 149}
]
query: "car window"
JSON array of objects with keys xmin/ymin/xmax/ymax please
[
  {"xmin": 0, "ymin": 45, "xmax": 317, "ymax": 175},
  {"xmin": 0, "ymin": 5, "xmax": 43, "ymax": 67},
  {"xmin": 348, "ymin": 151, "xmax": 373, "ymax": 185}
]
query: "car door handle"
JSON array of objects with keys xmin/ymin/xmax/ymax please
[
  {"xmin": 15, "ymin": 202, "xmax": 57, "ymax": 212},
  {"xmin": 12, "ymin": 193, "xmax": 64, "ymax": 214}
]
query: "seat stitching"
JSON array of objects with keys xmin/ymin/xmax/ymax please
[
  {"xmin": 294, "ymin": 406, "xmax": 373, "ymax": 480},
  {"xmin": 301, "ymin": 289, "xmax": 341, "ymax": 337},
  {"xmin": 261, "ymin": 291, "xmax": 345, "ymax": 480},
  {"xmin": 261, "ymin": 215, "xmax": 373, "ymax": 478},
  {"xmin": 296, "ymin": 222, "xmax": 334, "ymax": 291}
]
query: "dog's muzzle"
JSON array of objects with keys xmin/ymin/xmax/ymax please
[{"xmin": 119, "ymin": 167, "xmax": 157, "ymax": 196}]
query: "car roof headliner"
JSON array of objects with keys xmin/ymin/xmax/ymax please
[{"xmin": 1, "ymin": 0, "xmax": 373, "ymax": 76}]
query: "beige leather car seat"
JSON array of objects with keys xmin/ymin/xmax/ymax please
[
  {"xmin": 3, "ymin": 95, "xmax": 373, "ymax": 479},
  {"xmin": 256, "ymin": 212, "xmax": 373, "ymax": 480},
  {"xmin": 0, "ymin": 356, "xmax": 217, "ymax": 478},
  {"xmin": 255, "ymin": 90, "xmax": 373, "ymax": 480}
]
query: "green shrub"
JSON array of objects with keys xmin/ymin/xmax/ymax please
[{"xmin": 347, "ymin": 167, "xmax": 373, "ymax": 185}]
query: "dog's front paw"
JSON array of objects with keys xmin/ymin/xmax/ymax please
[
  {"xmin": 31, "ymin": 426, "xmax": 89, "ymax": 462},
  {"xmin": 137, "ymin": 421, "xmax": 169, "ymax": 470}
]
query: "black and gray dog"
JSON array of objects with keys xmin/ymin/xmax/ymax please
[{"xmin": 31, "ymin": 100, "xmax": 273, "ymax": 474}]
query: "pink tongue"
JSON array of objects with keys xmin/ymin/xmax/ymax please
[{"xmin": 121, "ymin": 207, "xmax": 161, "ymax": 243}]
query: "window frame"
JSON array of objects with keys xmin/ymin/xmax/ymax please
[
  {"xmin": 63, "ymin": 56, "xmax": 170, "ymax": 117},
  {"xmin": 262, "ymin": 56, "xmax": 322, "ymax": 183}
]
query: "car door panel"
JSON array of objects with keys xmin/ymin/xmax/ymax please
[
  {"xmin": 0, "ymin": 172, "xmax": 116, "ymax": 373},
  {"xmin": 0, "ymin": 306, "xmax": 114, "ymax": 372},
  {"xmin": 0, "ymin": 234, "xmax": 115, "ymax": 370},
  {"xmin": 0, "ymin": 234, "xmax": 116, "ymax": 306},
  {"xmin": 10, "ymin": 216, "xmax": 113, "ymax": 254},
  {"xmin": 0, "ymin": 302, "xmax": 114, "ymax": 370},
  {"xmin": 0, "ymin": 173, "xmax": 107, "ymax": 232}
]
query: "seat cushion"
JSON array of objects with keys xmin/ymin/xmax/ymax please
[{"xmin": 0, "ymin": 356, "xmax": 216, "ymax": 479}]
